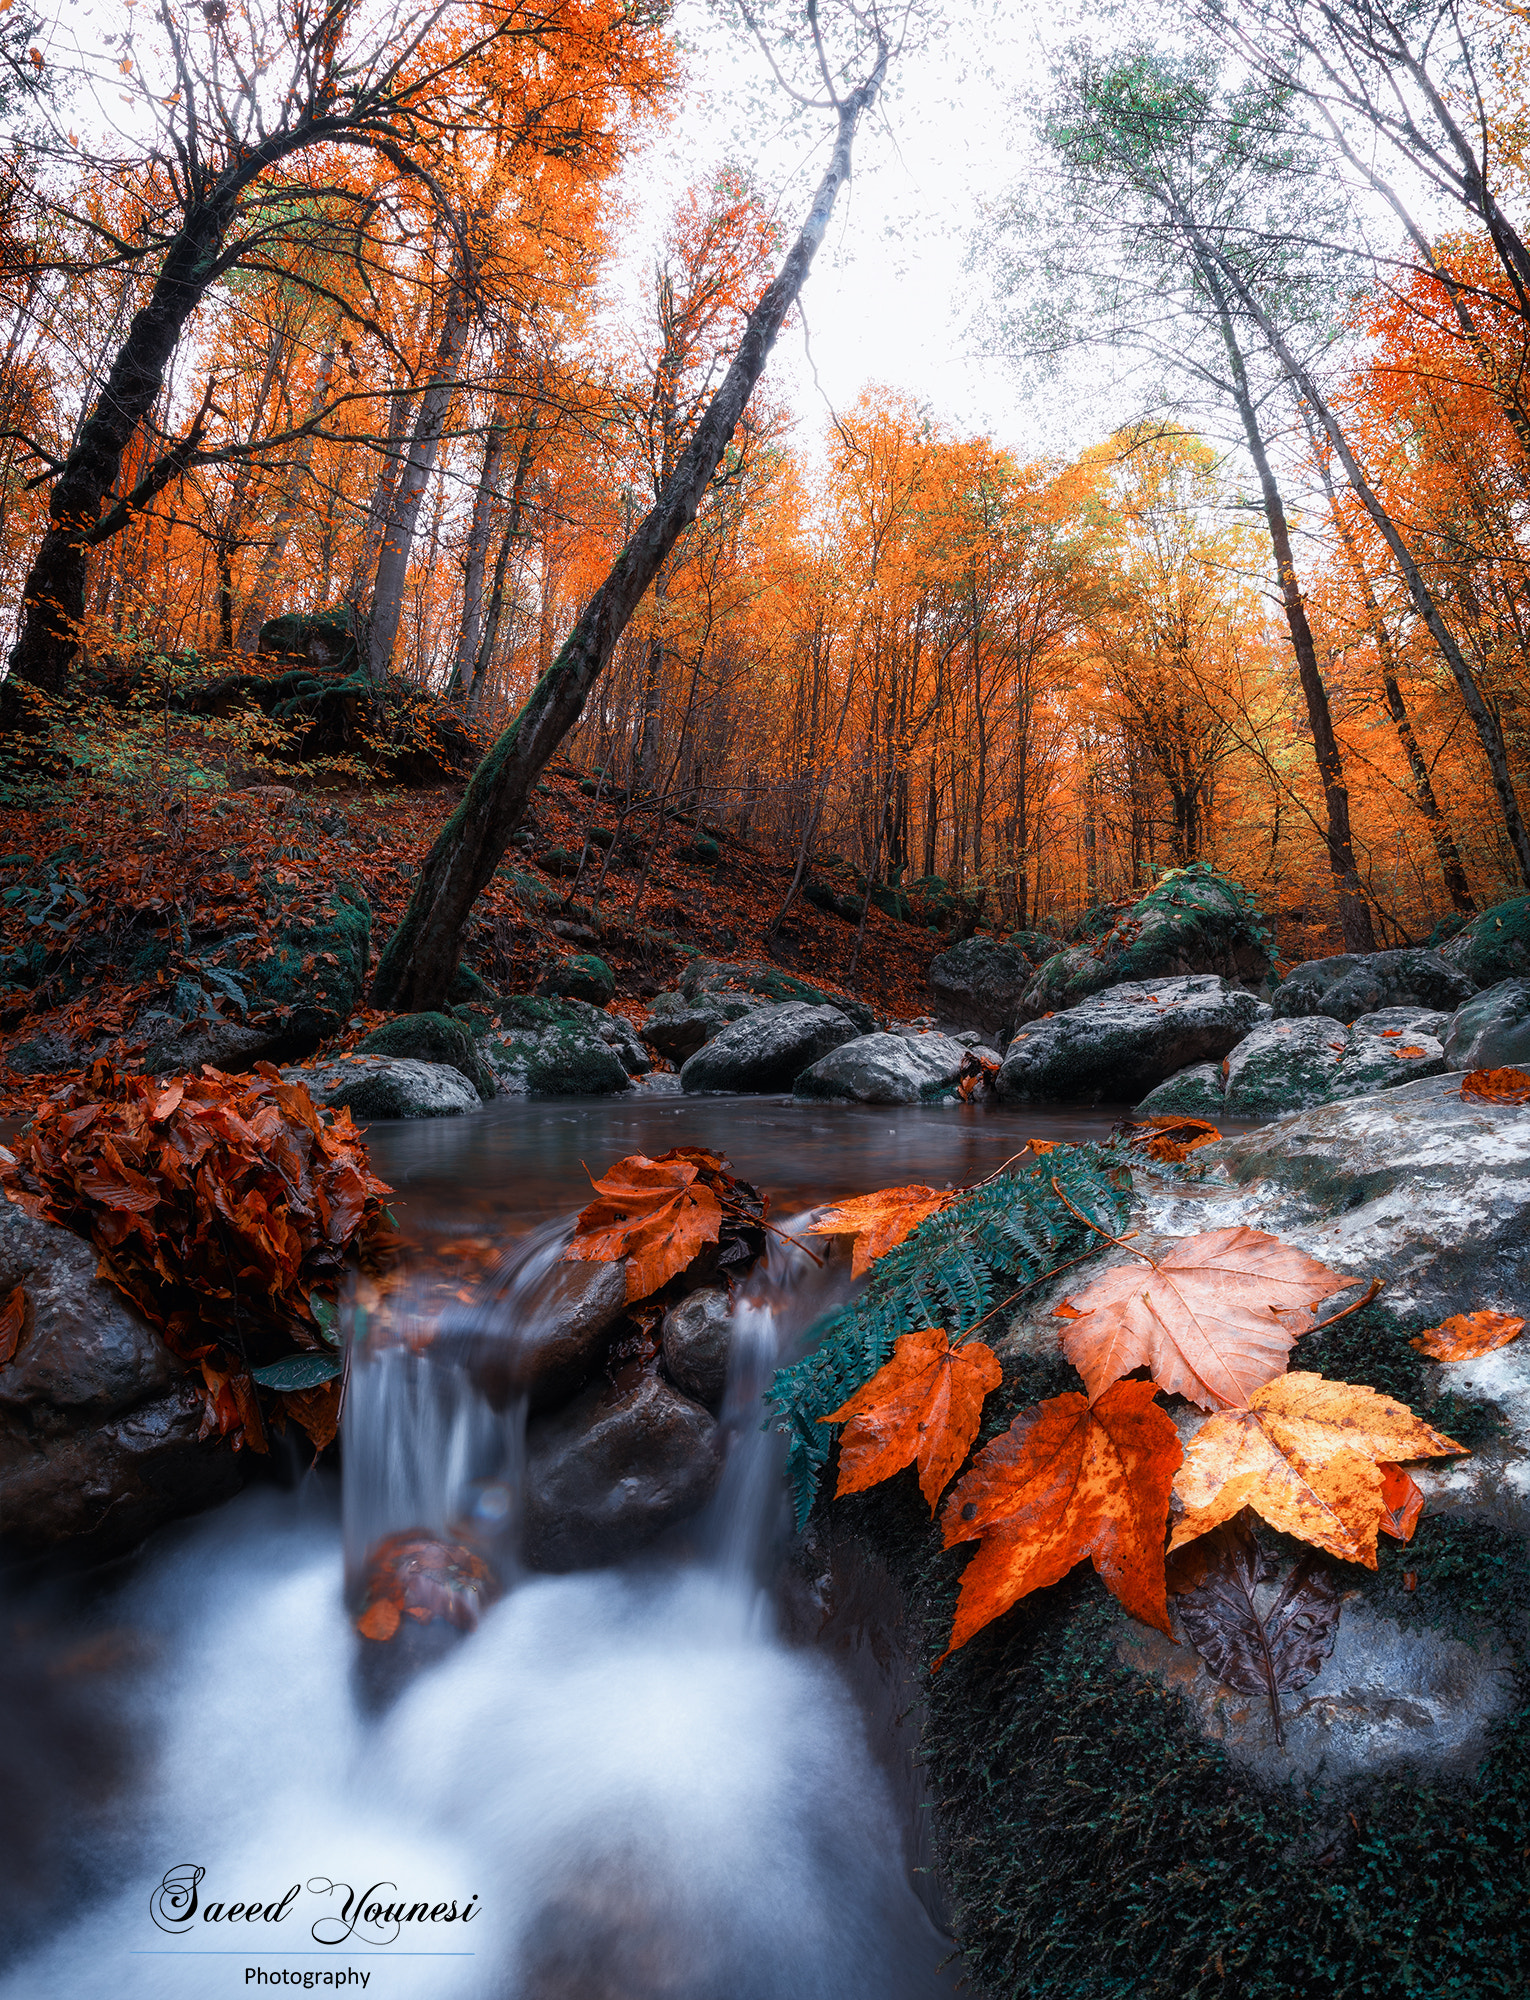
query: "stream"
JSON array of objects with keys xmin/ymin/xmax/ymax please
[{"xmin": 0, "ymin": 1094, "xmax": 1144, "ymax": 1997}]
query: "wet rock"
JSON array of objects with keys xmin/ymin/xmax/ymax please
[
  {"xmin": 1443, "ymin": 977, "xmax": 1530, "ymax": 1073},
  {"xmin": 1117, "ymin": 1599, "xmax": 1512, "ymax": 1785},
  {"xmin": 929, "ymin": 937, "xmax": 1035, "ymax": 1045},
  {"xmin": 661, "ymin": 1288, "xmax": 733, "ymax": 1409},
  {"xmin": 136, "ymin": 1015, "xmax": 287, "ymax": 1076},
  {"xmin": 678, "ymin": 958, "xmax": 878, "ymax": 1034},
  {"xmin": 1270, "ymin": 948, "xmax": 1474, "ymax": 1024},
  {"xmin": 1018, "ymin": 865, "xmax": 1271, "ymax": 1021},
  {"xmin": 285, "ymin": 1054, "xmax": 479, "ymax": 1119},
  {"xmin": 1134, "ymin": 1062, "xmax": 1226, "ymax": 1117},
  {"xmin": 522, "ymin": 1372, "xmax": 722, "ymax": 1569},
  {"xmin": 0, "ymin": 1201, "xmax": 243, "ymax": 1558},
  {"xmin": 997, "ymin": 975, "xmax": 1261, "ymax": 1105},
  {"xmin": 359, "ymin": 1011, "xmax": 495, "ymax": 1100},
  {"xmin": 1221, "ymin": 1017, "xmax": 1446, "ymax": 1119},
  {"xmin": 794, "ymin": 1030, "xmax": 969, "ymax": 1105},
  {"xmin": 644, "ymin": 990, "xmax": 769, "ymax": 1064},
  {"xmin": 466, "ymin": 1258, "xmax": 631, "ymax": 1414},
  {"xmin": 482, "ymin": 1016, "xmax": 630, "ymax": 1096},
  {"xmin": 680, "ymin": 1001, "xmax": 861, "ymax": 1094},
  {"xmin": 1439, "ymin": 893, "xmax": 1530, "ymax": 989},
  {"xmin": 1141, "ymin": 1072, "xmax": 1530, "ymax": 1327}
]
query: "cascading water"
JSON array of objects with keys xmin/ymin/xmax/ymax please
[{"xmin": 0, "ymin": 1193, "xmax": 961, "ymax": 1998}]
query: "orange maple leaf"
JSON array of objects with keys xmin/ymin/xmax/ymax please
[
  {"xmin": 1394, "ymin": 1045, "xmax": 1428, "ymax": 1059},
  {"xmin": 1461, "ymin": 1067, "xmax": 1530, "ymax": 1105},
  {"xmin": 1169, "ymin": 1372, "xmax": 1463, "ymax": 1567},
  {"xmin": 564, "ymin": 1151, "xmax": 722, "ymax": 1302},
  {"xmin": 1411, "ymin": 1308, "xmax": 1524, "ymax": 1361},
  {"xmin": 1377, "ymin": 1461, "xmax": 1424, "ymax": 1542},
  {"xmin": 937, "ymin": 1378, "xmax": 1183, "ymax": 1657},
  {"xmin": 1057, "ymin": 1226, "xmax": 1356, "ymax": 1409},
  {"xmin": 807, "ymin": 1183, "xmax": 953, "ymax": 1280},
  {"xmin": 820, "ymin": 1327, "xmax": 1002, "ymax": 1511},
  {"xmin": 1128, "ymin": 1115, "xmax": 1222, "ymax": 1163}
]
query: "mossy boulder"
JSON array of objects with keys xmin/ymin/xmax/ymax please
[
  {"xmin": 538, "ymin": 952, "xmax": 615, "ymax": 1007},
  {"xmin": 1440, "ymin": 894, "xmax": 1530, "ymax": 989},
  {"xmin": 997, "ymin": 975, "xmax": 1263, "ymax": 1104},
  {"xmin": 678, "ymin": 958, "xmax": 877, "ymax": 1034},
  {"xmin": 358, "ymin": 1011, "xmax": 495, "ymax": 1101},
  {"xmin": 930, "ymin": 936, "xmax": 1037, "ymax": 1044},
  {"xmin": 1019, "ymin": 865, "xmax": 1272, "ymax": 1023},
  {"xmin": 1443, "ymin": 977, "xmax": 1530, "ymax": 1072},
  {"xmin": 222, "ymin": 874, "xmax": 369, "ymax": 1045},
  {"xmin": 1271, "ymin": 947, "xmax": 1475, "ymax": 1023},
  {"xmin": 676, "ymin": 835, "xmax": 722, "ymax": 865},
  {"xmin": 482, "ymin": 1016, "xmax": 630, "ymax": 1096}
]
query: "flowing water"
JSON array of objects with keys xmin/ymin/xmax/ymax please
[{"xmin": 0, "ymin": 1094, "xmax": 1151, "ymax": 1997}]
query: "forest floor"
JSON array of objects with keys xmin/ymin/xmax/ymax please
[{"xmin": 0, "ymin": 761, "xmax": 946, "ymax": 1117}]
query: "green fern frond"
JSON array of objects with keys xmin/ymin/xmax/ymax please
[{"xmin": 769, "ymin": 1143, "xmax": 1131, "ymax": 1529}]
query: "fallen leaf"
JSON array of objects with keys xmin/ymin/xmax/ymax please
[
  {"xmin": 1057, "ymin": 1226, "xmax": 1356, "ymax": 1409},
  {"xmin": 1379, "ymin": 1029, "xmax": 1402, "ymax": 1038},
  {"xmin": 564, "ymin": 1150, "xmax": 723, "ymax": 1302},
  {"xmin": 1377, "ymin": 1461, "xmax": 1424, "ymax": 1541},
  {"xmin": 1411, "ymin": 1309, "xmax": 1524, "ymax": 1361},
  {"xmin": 807, "ymin": 1183, "xmax": 954, "ymax": 1279},
  {"xmin": 1169, "ymin": 1372, "xmax": 1464, "ymax": 1567},
  {"xmin": 821, "ymin": 1327, "xmax": 1002, "ymax": 1511},
  {"xmin": 354, "ymin": 1530, "xmax": 496, "ymax": 1642},
  {"xmin": 1394, "ymin": 1045, "xmax": 1427, "ymax": 1059},
  {"xmin": 283, "ymin": 1380, "xmax": 341, "ymax": 1454},
  {"xmin": 938, "ymin": 1378, "xmax": 1183, "ymax": 1657},
  {"xmin": 0, "ymin": 1283, "xmax": 25, "ymax": 1366},
  {"xmin": 356, "ymin": 1598, "xmax": 400, "ymax": 1642},
  {"xmin": 1460, "ymin": 1067, "xmax": 1530, "ymax": 1105},
  {"xmin": 1127, "ymin": 1115, "xmax": 1222, "ymax": 1163},
  {"xmin": 1171, "ymin": 1514, "xmax": 1339, "ymax": 1745}
]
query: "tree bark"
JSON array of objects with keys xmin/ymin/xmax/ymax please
[
  {"xmin": 448, "ymin": 417, "xmax": 507, "ymax": 698},
  {"xmin": 372, "ymin": 65, "xmax": 889, "ymax": 1010}
]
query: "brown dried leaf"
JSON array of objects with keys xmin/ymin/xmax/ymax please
[
  {"xmin": 0, "ymin": 1283, "xmax": 25, "ymax": 1366},
  {"xmin": 808, "ymin": 1184, "xmax": 954, "ymax": 1280},
  {"xmin": 1411, "ymin": 1309, "xmax": 1524, "ymax": 1362},
  {"xmin": 1058, "ymin": 1226, "xmax": 1355, "ymax": 1409}
]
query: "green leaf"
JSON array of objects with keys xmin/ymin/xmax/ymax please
[
  {"xmin": 251, "ymin": 1353, "xmax": 341, "ymax": 1391},
  {"xmin": 309, "ymin": 1294, "xmax": 339, "ymax": 1345}
]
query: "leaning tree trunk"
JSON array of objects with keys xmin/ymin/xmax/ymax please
[
  {"xmin": 371, "ymin": 66, "xmax": 889, "ymax": 1011},
  {"xmin": 1208, "ymin": 269, "xmax": 1377, "ymax": 951}
]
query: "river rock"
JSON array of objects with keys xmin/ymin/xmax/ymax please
[
  {"xmin": 136, "ymin": 1015, "xmax": 288, "ymax": 1076},
  {"xmin": 1271, "ymin": 948, "xmax": 1475, "ymax": 1024},
  {"xmin": 1018, "ymin": 866, "xmax": 1272, "ymax": 1022},
  {"xmin": 522, "ymin": 1371, "xmax": 723, "ymax": 1569},
  {"xmin": 793, "ymin": 1030, "xmax": 969, "ymax": 1105},
  {"xmin": 678, "ymin": 958, "xmax": 878, "ymax": 1034},
  {"xmin": 661, "ymin": 1288, "xmax": 733, "ymax": 1409},
  {"xmin": 1439, "ymin": 894, "xmax": 1530, "ymax": 988},
  {"xmin": 459, "ymin": 1257, "xmax": 631, "ymax": 1414},
  {"xmin": 359, "ymin": 1011, "xmax": 495, "ymax": 1100},
  {"xmin": 928, "ymin": 938, "xmax": 1035, "ymax": 1044},
  {"xmin": 1134, "ymin": 1062, "xmax": 1227, "ymax": 1117},
  {"xmin": 644, "ymin": 989, "xmax": 769, "ymax": 1064},
  {"xmin": 0, "ymin": 1201, "xmax": 244, "ymax": 1558},
  {"xmin": 1221, "ymin": 1017, "xmax": 1446, "ymax": 1119},
  {"xmin": 284, "ymin": 1054, "xmax": 479, "ymax": 1119},
  {"xmin": 482, "ymin": 1016, "xmax": 630, "ymax": 1096},
  {"xmin": 538, "ymin": 952, "xmax": 616, "ymax": 1007},
  {"xmin": 1442, "ymin": 977, "xmax": 1530, "ymax": 1073},
  {"xmin": 680, "ymin": 1001, "xmax": 861, "ymax": 1093},
  {"xmin": 997, "ymin": 976, "xmax": 1261, "ymax": 1105}
]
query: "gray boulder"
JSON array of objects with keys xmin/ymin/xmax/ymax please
[
  {"xmin": 1443, "ymin": 977, "xmax": 1530, "ymax": 1073},
  {"xmin": 1134, "ymin": 1062, "xmax": 1226, "ymax": 1118},
  {"xmin": 661, "ymin": 1288, "xmax": 733, "ymax": 1410},
  {"xmin": 794, "ymin": 1030, "xmax": 969, "ymax": 1104},
  {"xmin": 359, "ymin": 1011, "xmax": 495, "ymax": 1100},
  {"xmin": 0, "ymin": 1201, "xmax": 244, "ymax": 1558},
  {"xmin": 997, "ymin": 976, "xmax": 1261, "ymax": 1105},
  {"xmin": 644, "ymin": 989, "xmax": 769, "ymax": 1064},
  {"xmin": 522, "ymin": 1372, "xmax": 722, "ymax": 1569},
  {"xmin": 929, "ymin": 937, "xmax": 1035, "ymax": 1044},
  {"xmin": 1439, "ymin": 894, "xmax": 1530, "ymax": 989},
  {"xmin": 482, "ymin": 1016, "xmax": 630, "ymax": 1096},
  {"xmin": 284, "ymin": 1054, "xmax": 479, "ymax": 1120},
  {"xmin": 1222, "ymin": 1017, "xmax": 1446, "ymax": 1120},
  {"xmin": 1271, "ymin": 948, "xmax": 1474, "ymax": 1024},
  {"xmin": 680, "ymin": 1001, "xmax": 860, "ymax": 1093},
  {"xmin": 678, "ymin": 959, "xmax": 878, "ymax": 1034}
]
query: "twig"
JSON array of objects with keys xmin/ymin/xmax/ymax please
[{"xmin": 1050, "ymin": 1175, "xmax": 1157, "ymax": 1268}]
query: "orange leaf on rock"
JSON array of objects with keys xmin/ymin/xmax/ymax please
[
  {"xmin": 1411, "ymin": 1309, "xmax": 1524, "ymax": 1361},
  {"xmin": 1169, "ymin": 1372, "xmax": 1463, "ymax": 1568},
  {"xmin": 1378, "ymin": 1461, "xmax": 1424, "ymax": 1542},
  {"xmin": 564, "ymin": 1151, "xmax": 723, "ymax": 1302},
  {"xmin": 1057, "ymin": 1226, "xmax": 1355, "ymax": 1410},
  {"xmin": 356, "ymin": 1598, "xmax": 400, "ymax": 1642},
  {"xmin": 1460, "ymin": 1067, "xmax": 1530, "ymax": 1105},
  {"xmin": 937, "ymin": 1378, "xmax": 1183, "ymax": 1658},
  {"xmin": 820, "ymin": 1327, "xmax": 1002, "ymax": 1510},
  {"xmin": 807, "ymin": 1184, "xmax": 954, "ymax": 1279},
  {"xmin": 1128, "ymin": 1115, "xmax": 1222, "ymax": 1163},
  {"xmin": 1394, "ymin": 1045, "xmax": 1428, "ymax": 1059},
  {"xmin": 0, "ymin": 1283, "xmax": 24, "ymax": 1366}
]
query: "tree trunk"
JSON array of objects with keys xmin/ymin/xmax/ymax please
[
  {"xmin": 366, "ymin": 264, "xmax": 475, "ymax": 681},
  {"xmin": 236, "ymin": 346, "xmax": 337, "ymax": 651},
  {"xmin": 1208, "ymin": 269, "xmax": 1377, "ymax": 950},
  {"xmin": 372, "ymin": 69, "xmax": 889, "ymax": 1010},
  {"xmin": 448, "ymin": 417, "xmax": 507, "ymax": 698}
]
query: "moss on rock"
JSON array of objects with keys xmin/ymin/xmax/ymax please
[
  {"xmin": 358, "ymin": 1010, "xmax": 494, "ymax": 1100},
  {"xmin": 1441, "ymin": 895, "xmax": 1530, "ymax": 989}
]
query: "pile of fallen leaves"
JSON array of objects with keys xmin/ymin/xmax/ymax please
[
  {"xmin": 0, "ymin": 1061, "xmax": 397, "ymax": 1452},
  {"xmin": 806, "ymin": 1149, "xmax": 1519, "ymax": 1738}
]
